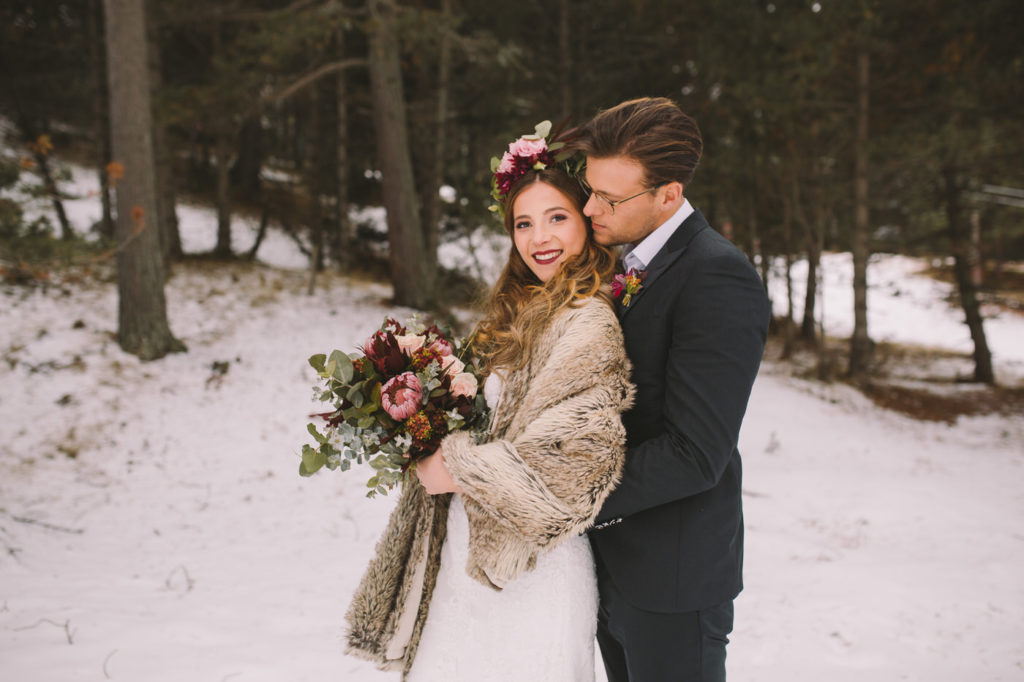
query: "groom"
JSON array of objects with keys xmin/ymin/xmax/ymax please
[{"xmin": 580, "ymin": 98, "xmax": 770, "ymax": 681}]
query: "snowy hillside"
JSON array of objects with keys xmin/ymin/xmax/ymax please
[{"xmin": 1, "ymin": 163, "xmax": 1022, "ymax": 681}]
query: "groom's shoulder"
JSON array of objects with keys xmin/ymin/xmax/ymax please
[{"xmin": 679, "ymin": 213, "xmax": 751, "ymax": 264}]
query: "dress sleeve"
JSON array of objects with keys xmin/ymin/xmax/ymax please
[{"xmin": 441, "ymin": 302, "xmax": 634, "ymax": 546}]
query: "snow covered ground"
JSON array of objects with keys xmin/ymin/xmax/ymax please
[{"xmin": 1, "ymin": 163, "xmax": 1023, "ymax": 680}]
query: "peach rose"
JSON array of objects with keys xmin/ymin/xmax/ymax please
[
  {"xmin": 449, "ymin": 372, "xmax": 478, "ymax": 399},
  {"xmin": 441, "ymin": 355, "xmax": 465, "ymax": 377},
  {"xmin": 395, "ymin": 334, "xmax": 425, "ymax": 356}
]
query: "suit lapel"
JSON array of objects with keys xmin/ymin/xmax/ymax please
[{"xmin": 618, "ymin": 209, "xmax": 710, "ymax": 320}]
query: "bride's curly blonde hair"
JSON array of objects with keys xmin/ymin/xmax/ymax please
[{"xmin": 474, "ymin": 168, "xmax": 617, "ymax": 375}]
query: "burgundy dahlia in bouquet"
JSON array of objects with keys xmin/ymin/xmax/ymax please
[{"xmin": 300, "ymin": 316, "xmax": 489, "ymax": 497}]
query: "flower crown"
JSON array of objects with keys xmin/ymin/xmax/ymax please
[{"xmin": 488, "ymin": 120, "xmax": 583, "ymax": 218}]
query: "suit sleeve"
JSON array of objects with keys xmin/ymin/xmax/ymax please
[
  {"xmin": 441, "ymin": 305, "xmax": 634, "ymax": 546},
  {"xmin": 595, "ymin": 251, "xmax": 770, "ymax": 522}
]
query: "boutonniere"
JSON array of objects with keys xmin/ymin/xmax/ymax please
[{"xmin": 612, "ymin": 268, "xmax": 646, "ymax": 307}]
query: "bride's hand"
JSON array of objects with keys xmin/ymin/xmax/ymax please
[{"xmin": 415, "ymin": 449, "xmax": 462, "ymax": 495}]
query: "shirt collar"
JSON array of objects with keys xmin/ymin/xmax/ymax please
[{"xmin": 621, "ymin": 199, "xmax": 694, "ymax": 272}]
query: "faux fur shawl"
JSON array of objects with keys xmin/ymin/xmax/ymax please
[{"xmin": 344, "ymin": 295, "xmax": 634, "ymax": 677}]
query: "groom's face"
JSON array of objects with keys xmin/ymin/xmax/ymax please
[{"xmin": 582, "ymin": 155, "xmax": 661, "ymax": 248}]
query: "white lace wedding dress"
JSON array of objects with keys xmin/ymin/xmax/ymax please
[{"xmin": 405, "ymin": 374, "xmax": 598, "ymax": 682}]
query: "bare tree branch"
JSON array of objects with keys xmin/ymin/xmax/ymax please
[
  {"xmin": 156, "ymin": 0, "xmax": 364, "ymax": 27},
  {"xmin": 265, "ymin": 59, "xmax": 367, "ymax": 106}
]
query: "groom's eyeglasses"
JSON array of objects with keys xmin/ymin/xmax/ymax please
[{"xmin": 578, "ymin": 178, "xmax": 663, "ymax": 215}]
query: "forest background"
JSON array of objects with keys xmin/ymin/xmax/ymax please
[
  {"xmin": 2, "ymin": 2, "xmax": 1024, "ymax": 679},
  {"xmin": 1, "ymin": 0, "xmax": 1023, "ymax": 383}
]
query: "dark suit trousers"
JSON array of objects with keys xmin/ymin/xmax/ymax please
[{"xmin": 596, "ymin": 564, "xmax": 733, "ymax": 682}]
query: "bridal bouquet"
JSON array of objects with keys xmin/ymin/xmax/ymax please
[{"xmin": 300, "ymin": 317, "xmax": 490, "ymax": 497}]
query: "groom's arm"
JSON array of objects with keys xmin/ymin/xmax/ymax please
[{"xmin": 596, "ymin": 248, "xmax": 769, "ymax": 522}]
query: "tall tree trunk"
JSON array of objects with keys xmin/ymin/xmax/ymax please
[
  {"xmin": 791, "ymin": 171, "xmax": 819, "ymax": 342},
  {"xmin": 334, "ymin": 23, "xmax": 352, "ymax": 269},
  {"xmin": 802, "ymin": 245, "xmax": 819, "ymax": 341},
  {"xmin": 422, "ymin": 0, "xmax": 452, "ymax": 271},
  {"xmin": 781, "ymin": 195, "xmax": 795, "ymax": 359},
  {"xmin": 103, "ymin": 0, "xmax": 184, "ymax": 360},
  {"xmin": 233, "ymin": 116, "xmax": 262, "ymax": 201},
  {"xmin": 89, "ymin": 0, "xmax": 115, "ymax": 239},
  {"xmin": 848, "ymin": 48, "xmax": 871, "ymax": 378},
  {"xmin": 146, "ymin": 0, "xmax": 182, "ymax": 263},
  {"xmin": 943, "ymin": 166, "xmax": 994, "ymax": 383},
  {"xmin": 306, "ymin": 88, "xmax": 325, "ymax": 294},
  {"xmin": 558, "ymin": 0, "xmax": 572, "ymax": 120},
  {"xmin": 368, "ymin": 0, "xmax": 435, "ymax": 309},
  {"xmin": 968, "ymin": 208, "xmax": 983, "ymax": 289},
  {"xmin": 214, "ymin": 131, "xmax": 233, "ymax": 257}
]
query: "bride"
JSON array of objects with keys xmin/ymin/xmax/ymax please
[{"xmin": 345, "ymin": 126, "xmax": 634, "ymax": 681}]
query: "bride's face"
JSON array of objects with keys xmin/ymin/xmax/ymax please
[{"xmin": 511, "ymin": 182, "xmax": 588, "ymax": 283}]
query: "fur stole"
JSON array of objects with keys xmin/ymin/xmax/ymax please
[{"xmin": 345, "ymin": 296, "xmax": 634, "ymax": 676}]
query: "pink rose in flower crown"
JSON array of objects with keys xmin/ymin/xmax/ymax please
[
  {"xmin": 395, "ymin": 334, "xmax": 426, "ymax": 356},
  {"xmin": 381, "ymin": 372, "xmax": 423, "ymax": 420},
  {"xmin": 497, "ymin": 151, "xmax": 516, "ymax": 175},
  {"xmin": 450, "ymin": 372, "xmax": 478, "ymax": 399},
  {"xmin": 508, "ymin": 136, "xmax": 548, "ymax": 160},
  {"xmin": 441, "ymin": 355, "xmax": 465, "ymax": 377}
]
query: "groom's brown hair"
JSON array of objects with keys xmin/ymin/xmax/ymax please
[{"xmin": 577, "ymin": 97, "xmax": 703, "ymax": 189}]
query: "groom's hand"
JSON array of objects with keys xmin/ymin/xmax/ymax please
[{"xmin": 415, "ymin": 449, "xmax": 462, "ymax": 495}]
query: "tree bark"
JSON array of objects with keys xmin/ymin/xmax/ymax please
[
  {"xmin": 848, "ymin": 48, "xmax": 871, "ymax": 378},
  {"xmin": 214, "ymin": 131, "xmax": 233, "ymax": 257},
  {"xmin": 943, "ymin": 166, "xmax": 994, "ymax": 383},
  {"xmin": 89, "ymin": 0, "xmax": 115, "ymax": 239},
  {"xmin": 334, "ymin": 23, "xmax": 352, "ymax": 269},
  {"xmin": 801, "ymin": 245, "xmax": 819, "ymax": 341},
  {"xmin": 103, "ymin": 0, "xmax": 184, "ymax": 360},
  {"xmin": 368, "ymin": 0, "xmax": 435, "ymax": 309},
  {"xmin": 558, "ymin": 0, "xmax": 572, "ymax": 120},
  {"xmin": 791, "ymin": 171, "xmax": 820, "ymax": 342},
  {"xmin": 306, "ymin": 87, "xmax": 325, "ymax": 293},
  {"xmin": 422, "ymin": 0, "xmax": 452, "ymax": 271},
  {"xmin": 781, "ymin": 194, "xmax": 795, "ymax": 359},
  {"xmin": 146, "ymin": 0, "xmax": 182, "ymax": 262},
  {"xmin": 233, "ymin": 117, "xmax": 263, "ymax": 201}
]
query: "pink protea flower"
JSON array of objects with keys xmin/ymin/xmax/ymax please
[{"xmin": 381, "ymin": 372, "xmax": 423, "ymax": 420}]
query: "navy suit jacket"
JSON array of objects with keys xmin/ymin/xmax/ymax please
[{"xmin": 589, "ymin": 208, "xmax": 770, "ymax": 613}]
